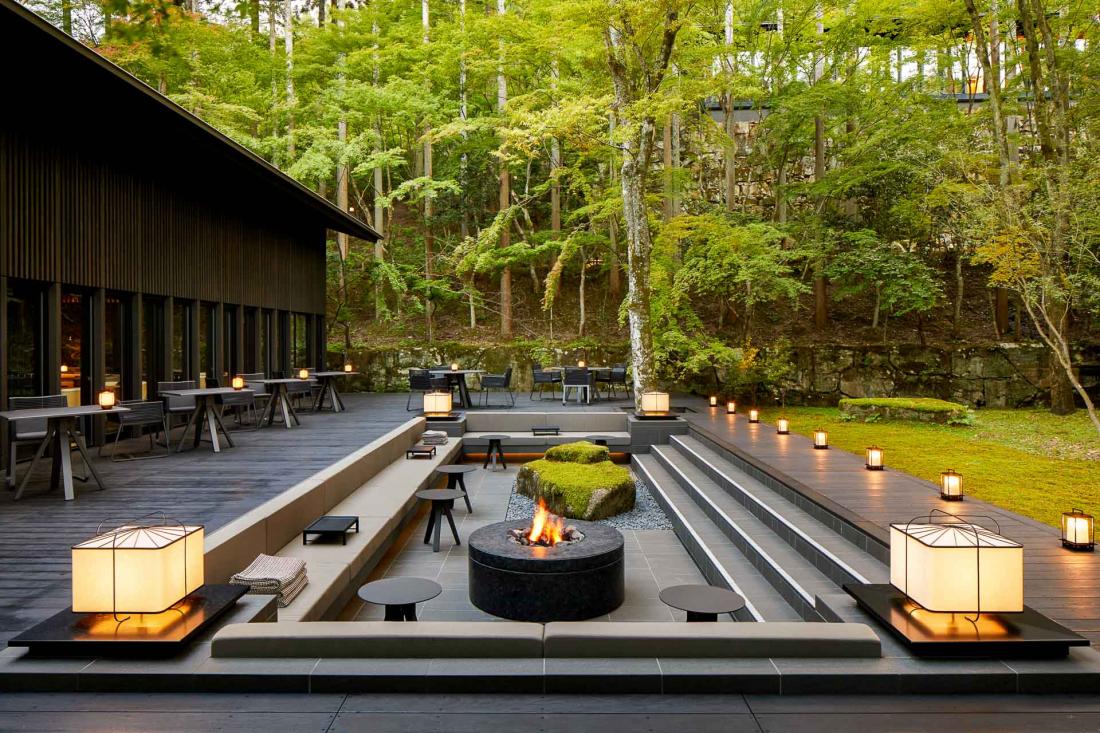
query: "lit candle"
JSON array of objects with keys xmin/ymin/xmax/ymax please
[
  {"xmin": 776, "ymin": 417, "xmax": 790, "ymax": 435},
  {"xmin": 298, "ymin": 368, "xmax": 309, "ymax": 380},
  {"xmin": 344, "ymin": 363, "xmax": 353, "ymax": 373},
  {"xmin": 813, "ymin": 429, "xmax": 829, "ymax": 449},
  {"xmin": 231, "ymin": 375, "xmax": 245, "ymax": 390},
  {"xmin": 726, "ymin": 400, "xmax": 736, "ymax": 415}
]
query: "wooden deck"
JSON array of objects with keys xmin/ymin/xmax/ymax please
[
  {"xmin": 0, "ymin": 391, "xmax": 633, "ymax": 642},
  {"xmin": 684, "ymin": 406, "xmax": 1100, "ymax": 646}
]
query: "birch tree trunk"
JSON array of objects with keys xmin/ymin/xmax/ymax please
[
  {"xmin": 372, "ymin": 15, "xmax": 386, "ymax": 320},
  {"xmin": 498, "ymin": 0, "xmax": 513, "ymax": 338},
  {"xmin": 422, "ymin": 0, "xmax": 435, "ymax": 342},
  {"xmin": 284, "ymin": 0, "xmax": 295, "ymax": 159}
]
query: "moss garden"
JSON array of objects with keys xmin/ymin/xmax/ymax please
[{"xmin": 516, "ymin": 441, "xmax": 635, "ymax": 520}]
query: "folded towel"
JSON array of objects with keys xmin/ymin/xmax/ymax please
[{"xmin": 231, "ymin": 554, "xmax": 306, "ymax": 586}]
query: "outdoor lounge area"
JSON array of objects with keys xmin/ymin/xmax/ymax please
[{"xmin": 5, "ymin": 0, "xmax": 1100, "ymax": 727}]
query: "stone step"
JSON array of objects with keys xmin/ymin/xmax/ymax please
[
  {"xmin": 632, "ymin": 454, "xmax": 800, "ymax": 622},
  {"xmin": 669, "ymin": 434, "xmax": 888, "ymax": 589},
  {"xmin": 653, "ymin": 445, "xmax": 838, "ymax": 622}
]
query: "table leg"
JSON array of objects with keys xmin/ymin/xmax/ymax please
[
  {"xmin": 14, "ymin": 425, "xmax": 55, "ymax": 500},
  {"xmin": 402, "ymin": 603, "xmax": 417, "ymax": 621},
  {"xmin": 311, "ymin": 381, "xmax": 325, "ymax": 412},
  {"xmin": 211, "ymin": 403, "xmax": 235, "ymax": 448},
  {"xmin": 55, "ymin": 419, "xmax": 75, "ymax": 501},
  {"xmin": 432, "ymin": 504, "xmax": 443, "ymax": 552},
  {"xmin": 685, "ymin": 611, "xmax": 718, "ymax": 622},
  {"xmin": 278, "ymin": 386, "xmax": 299, "ymax": 428},
  {"xmin": 423, "ymin": 504, "xmax": 438, "ymax": 545},
  {"xmin": 457, "ymin": 475, "xmax": 472, "ymax": 513},
  {"xmin": 177, "ymin": 404, "xmax": 202, "ymax": 451},
  {"xmin": 69, "ymin": 426, "xmax": 105, "ymax": 493},
  {"xmin": 443, "ymin": 503, "xmax": 460, "ymax": 546},
  {"xmin": 383, "ymin": 604, "xmax": 406, "ymax": 622},
  {"xmin": 204, "ymin": 400, "xmax": 222, "ymax": 453},
  {"xmin": 261, "ymin": 388, "xmax": 279, "ymax": 427}
]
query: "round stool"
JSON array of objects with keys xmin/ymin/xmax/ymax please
[
  {"xmin": 659, "ymin": 584, "xmax": 746, "ymax": 622},
  {"xmin": 416, "ymin": 488, "xmax": 465, "ymax": 552},
  {"xmin": 436, "ymin": 464, "xmax": 477, "ymax": 513},
  {"xmin": 358, "ymin": 577, "xmax": 442, "ymax": 621},
  {"xmin": 481, "ymin": 435, "xmax": 508, "ymax": 470}
]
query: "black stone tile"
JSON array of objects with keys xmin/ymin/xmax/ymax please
[
  {"xmin": 545, "ymin": 658, "xmax": 661, "ymax": 693},
  {"xmin": 659, "ymin": 658, "xmax": 780, "ymax": 694}
]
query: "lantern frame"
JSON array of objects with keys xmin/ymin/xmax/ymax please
[
  {"xmin": 298, "ymin": 368, "xmax": 309, "ymax": 380},
  {"xmin": 97, "ymin": 389, "xmax": 116, "ymax": 410},
  {"xmin": 1061, "ymin": 508, "xmax": 1095, "ymax": 551},
  {"xmin": 776, "ymin": 417, "xmax": 790, "ymax": 435},
  {"xmin": 726, "ymin": 400, "xmax": 736, "ymax": 415},
  {"xmin": 813, "ymin": 429, "xmax": 829, "ymax": 449},
  {"xmin": 708, "ymin": 395, "xmax": 718, "ymax": 408},
  {"xmin": 748, "ymin": 408, "xmax": 760, "ymax": 424},
  {"xmin": 865, "ymin": 445, "xmax": 884, "ymax": 470},
  {"xmin": 231, "ymin": 375, "xmax": 245, "ymax": 391},
  {"xmin": 423, "ymin": 390, "xmax": 453, "ymax": 417},
  {"xmin": 344, "ymin": 363, "xmax": 354, "ymax": 373},
  {"xmin": 940, "ymin": 469, "xmax": 964, "ymax": 501},
  {"xmin": 639, "ymin": 391, "xmax": 670, "ymax": 415}
]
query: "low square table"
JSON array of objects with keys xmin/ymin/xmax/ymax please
[
  {"xmin": 407, "ymin": 444, "xmax": 436, "ymax": 460},
  {"xmin": 303, "ymin": 515, "xmax": 359, "ymax": 545},
  {"xmin": 532, "ymin": 426, "xmax": 560, "ymax": 436}
]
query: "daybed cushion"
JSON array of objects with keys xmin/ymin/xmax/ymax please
[
  {"xmin": 542, "ymin": 622, "xmax": 881, "ymax": 658},
  {"xmin": 211, "ymin": 621, "xmax": 545, "ymax": 658}
]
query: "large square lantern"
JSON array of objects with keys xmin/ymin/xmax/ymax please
[
  {"xmin": 640, "ymin": 391, "xmax": 670, "ymax": 415},
  {"xmin": 890, "ymin": 519, "xmax": 1022, "ymax": 614},
  {"xmin": 72, "ymin": 523, "xmax": 204, "ymax": 614},
  {"xmin": 423, "ymin": 390, "xmax": 452, "ymax": 417},
  {"xmin": 1061, "ymin": 509, "xmax": 1095, "ymax": 551}
]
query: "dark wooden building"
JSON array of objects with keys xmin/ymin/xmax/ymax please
[{"xmin": 0, "ymin": 0, "xmax": 377, "ymax": 452}]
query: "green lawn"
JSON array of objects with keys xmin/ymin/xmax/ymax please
[{"xmin": 754, "ymin": 406, "xmax": 1100, "ymax": 530}]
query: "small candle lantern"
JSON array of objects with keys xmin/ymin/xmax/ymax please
[
  {"xmin": 748, "ymin": 408, "xmax": 760, "ymax": 423},
  {"xmin": 60, "ymin": 364, "xmax": 69, "ymax": 373},
  {"xmin": 726, "ymin": 400, "xmax": 736, "ymax": 415},
  {"xmin": 813, "ymin": 429, "xmax": 829, "ymax": 449},
  {"xmin": 640, "ymin": 391, "xmax": 670, "ymax": 415},
  {"xmin": 865, "ymin": 445, "xmax": 884, "ymax": 470},
  {"xmin": 231, "ymin": 375, "xmax": 245, "ymax": 391},
  {"xmin": 1061, "ymin": 509, "xmax": 1095, "ymax": 551},
  {"xmin": 344, "ymin": 363, "xmax": 353, "ymax": 373},
  {"xmin": 940, "ymin": 469, "xmax": 963, "ymax": 501},
  {"xmin": 298, "ymin": 368, "xmax": 309, "ymax": 380},
  {"xmin": 97, "ymin": 389, "xmax": 116, "ymax": 410},
  {"xmin": 577, "ymin": 360, "xmax": 586, "ymax": 368},
  {"xmin": 423, "ymin": 390, "xmax": 452, "ymax": 417},
  {"xmin": 776, "ymin": 417, "xmax": 790, "ymax": 435},
  {"xmin": 450, "ymin": 362, "xmax": 459, "ymax": 371},
  {"xmin": 708, "ymin": 395, "xmax": 718, "ymax": 408}
]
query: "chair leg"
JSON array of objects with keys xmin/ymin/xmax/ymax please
[
  {"xmin": 6, "ymin": 442, "xmax": 16, "ymax": 489},
  {"xmin": 406, "ymin": 392, "xmax": 414, "ymax": 411}
]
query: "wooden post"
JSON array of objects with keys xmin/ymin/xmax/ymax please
[
  {"xmin": 90, "ymin": 289, "xmax": 107, "ymax": 444},
  {"xmin": 162, "ymin": 296, "xmax": 174, "ymax": 383},
  {"xmin": 0, "ymin": 277, "xmax": 8, "ymax": 476},
  {"xmin": 253, "ymin": 307, "xmax": 264, "ymax": 375},
  {"xmin": 234, "ymin": 305, "xmax": 245, "ymax": 378},
  {"xmin": 213, "ymin": 302, "xmax": 225, "ymax": 385},
  {"xmin": 187, "ymin": 300, "xmax": 200, "ymax": 384},
  {"xmin": 995, "ymin": 288, "xmax": 1010, "ymax": 337},
  {"xmin": 278, "ymin": 310, "xmax": 292, "ymax": 376},
  {"xmin": 46, "ymin": 283, "xmax": 62, "ymax": 395}
]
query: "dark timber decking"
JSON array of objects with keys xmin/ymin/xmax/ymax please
[
  {"xmin": 684, "ymin": 405, "xmax": 1100, "ymax": 646},
  {"xmin": 0, "ymin": 391, "xmax": 633, "ymax": 643}
]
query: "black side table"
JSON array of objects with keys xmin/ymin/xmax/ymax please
[
  {"xmin": 659, "ymin": 584, "xmax": 746, "ymax": 622},
  {"xmin": 416, "ymin": 488, "xmax": 465, "ymax": 552},
  {"xmin": 302, "ymin": 515, "xmax": 359, "ymax": 545},
  {"xmin": 482, "ymin": 435, "xmax": 507, "ymax": 470},
  {"xmin": 435, "ymin": 464, "xmax": 477, "ymax": 513},
  {"xmin": 358, "ymin": 577, "xmax": 442, "ymax": 621}
]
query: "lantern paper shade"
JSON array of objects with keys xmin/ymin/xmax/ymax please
[
  {"xmin": 231, "ymin": 376, "xmax": 245, "ymax": 390},
  {"xmin": 344, "ymin": 363, "xmax": 353, "ymax": 373},
  {"xmin": 813, "ymin": 429, "xmax": 828, "ymax": 449},
  {"xmin": 1061, "ymin": 509, "xmax": 1095, "ymax": 550},
  {"xmin": 98, "ymin": 390, "xmax": 116, "ymax": 410},
  {"xmin": 890, "ymin": 522, "xmax": 1023, "ymax": 613},
  {"xmin": 748, "ymin": 409, "xmax": 760, "ymax": 423},
  {"xmin": 776, "ymin": 417, "xmax": 790, "ymax": 435},
  {"xmin": 866, "ymin": 446, "xmax": 884, "ymax": 470},
  {"xmin": 709, "ymin": 395, "xmax": 718, "ymax": 408},
  {"xmin": 640, "ymin": 392, "xmax": 670, "ymax": 414},
  {"xmin": 940, "ymin": 470, "xmax": 963, "ymax": 501},
  {"xmin": 726, "ymin": 400, "xmax": 736, "ymax": 414},
  {"xmin": 423, "ymin": 391, "xmax": 452, "ymax": 416},
  {"xmin": 72, "ymin": 524, "xmax": 204, "ymax": 614}
]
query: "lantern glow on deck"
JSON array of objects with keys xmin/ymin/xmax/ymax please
[
  {"xmin": 72, "ymin": 522, "xmax": 204, "ymax": 614},
  {"xmin": 1061, "ymin": 509, "xmax": 1095, "ymax": 551},
  {"xmin": 640, "ymin": 391, "xmax": 670, "ymax": 415},
  {"xmin": 813, "ymin": 429, "xmax": 828, "ymax": 449},
  {"xmin": 748, "ymin": 409, "xmax": 760, "ymax": 423},
  {"xmin": 940, "ymin": 470, "xmax": 963, "ymax": 501},
  {"xmin": 97, "ymin": 389, "xmax": 116, "ymax": 410},
  {"xmin": 865, "ymin": 446, "xmax": 884, "ymax": 470},
  {"xmin": 890, "ymin": 519, "xmax": 1023, "ymax": 614},
  {"xmin": 423, "ymin": 390, "xmax": 452, "ymax": 417},
  {"xmin": 776, "ymin": 417, "xmax": 789, "ymax": 435}
]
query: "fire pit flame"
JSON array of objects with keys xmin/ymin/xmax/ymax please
[{"xmin": 508, "ymin": 498, "xmax": 584, "ymax": 547}]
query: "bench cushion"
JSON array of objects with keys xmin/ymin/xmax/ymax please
[
  {"xmin": 211, "ymin": 622, "xmax": 546, "ymax": 658},
  {"xmin": 542, "ymin": 622, "xmax": 881, "ymax": 658}
]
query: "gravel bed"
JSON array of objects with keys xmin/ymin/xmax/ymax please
[{"xmin": 505, "ymin": 474, "xmax": 672, "ymax": 531}]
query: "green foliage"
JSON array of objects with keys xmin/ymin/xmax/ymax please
[
  {"xmin": 517, "ymin": 458, "xmax": 634, "ymax": 519},
  {"xmin": 544, "ymin": 440, "xmax": 609, "ymax": 464},
  {"xmin": 839, "ymin": 397, "xmax": 969, "ymax": 414}
]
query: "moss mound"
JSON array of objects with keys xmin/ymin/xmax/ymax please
[
  {"xmin": 516, "ymin": 441, "xmax": 634, "ymax": 520},
  {"xmin": 544, "ymin": 440, "xmax": 610, "ymax": 464},
  {"xmin": 839, "ymin": 397, "xmax": 969, "ymax": 424}
]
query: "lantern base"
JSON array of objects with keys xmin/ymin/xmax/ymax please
[
  {"xmin": 8, "ymin": 584, "xmax": 247, "ymax": 657},
  {"xmin": 844, "ymin": 583, "xmax": 1089, "ymax": 658},
  {"xmin": 1061, "ymin": 539, "xmax": 1096, "ymax": 552},
  {"xmin": 813, "ymin": 445, "xmax": 828, "ymax": 450},
  {"xmin": 865, "ymin": 465, "xmax": 883, "ymax": 471},
  {"xmin": 423, "ymin": 411, "xmax": 463, "ymax": 421},
  {"xmin": 777, "ymin": 430, "xmax": 790, "ymax": 435},
  {"xmin": 631, "ymin": 411, "xmax": 679, "ymax": 421},
  {"xmin": 940, "ymin": 494, "xmax": 964, "ymax": 501}
]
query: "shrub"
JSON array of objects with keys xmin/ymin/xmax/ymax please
[{"xmin": 544, "ymin": 440, "xmax": 610, "ymax": 464}]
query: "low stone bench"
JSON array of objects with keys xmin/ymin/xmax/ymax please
[
  {"xmin": 210, "ymin": 620, "xmax": 881, "ymax": 659},
  {"xmin": 542, "ymin": 621, "xmax": 881, "ymax": 658},
  {"xmin": 462, "ymin": 411, "xmax": 632, "ymax": 449},
  {"xmin": 211, "ymin": 621, "xmax": 545, "ymax": 658}
]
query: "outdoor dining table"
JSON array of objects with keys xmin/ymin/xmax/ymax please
[
  {"xmin": 311, "ymin": 371, "xmax": 358, "ymax": 413},
  {"xmin": 428, "ymin": 369, "xmax": 485, "ymax": 409},
  {"xmin": 0, "ymin": 404, "xmax": 129, "ymax": 501},
  {"xmin": 161, "ymin": 387, "xmax": 253, "ymax": 453},
  {"xmin": 257, "ymin": 378, "xmax": 311, "ymax": 429}
]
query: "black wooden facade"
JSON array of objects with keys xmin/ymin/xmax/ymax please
[{"xmin": 0, "ymin": 0, "xmax": 377, "ymax": 453}]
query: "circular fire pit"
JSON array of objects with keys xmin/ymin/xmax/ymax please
[{"xmin": 468, "ymin": 519, "xmax": 625, "ymax": 622}]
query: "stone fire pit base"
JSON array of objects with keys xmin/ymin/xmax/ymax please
[{"xmin": 468, "ymin": 520, "xmax": 625, "ymax": 622}]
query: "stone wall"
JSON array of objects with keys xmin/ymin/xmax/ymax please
[{"xmin": 784, "ymin": 343, "xmax": 1100, "ymax": 408}]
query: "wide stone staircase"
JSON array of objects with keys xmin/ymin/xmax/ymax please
[{"xmin": 634, "ymin": 432, "xmax": 889, "ymax": 624}]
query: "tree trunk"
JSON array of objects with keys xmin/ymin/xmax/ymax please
[
  {"xmin": 284, "ymin": 0, "xmax": 295, "ymax": 159},
  {"xmin": 249, "ymin": 0, "xmax": 260, "ymax": 35},
  {"xmin": 372, "ymin": 17, "xmax": 385, "ymax": 320},
  {"xmin": 953, "ymin": 254, "xmax": 964, "ymax": 334},
  {"xmin": 422, "ymin": 0, "xmax": 434, "ymax": 342},
  {"xmin": 497, "ymin": 0, "xmax": 512, "ymax": 338},
  {"xmin": 871, "ymin": 286, "xmax": 881, "ymax": 329},
  {"xmin": 61, "ymin": 0, "xmax": 72, "ymax": 34},
  {"xmin": 578, "ymin": 247, "xmax": 586, "ymax": 337}
]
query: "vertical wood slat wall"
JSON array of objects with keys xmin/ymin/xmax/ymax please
[{"xmin": 0, "ymin": 126, "xmax": 327, "ymax": 315}]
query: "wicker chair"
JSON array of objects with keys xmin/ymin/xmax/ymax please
[
  {"xmin": 99, "ymin": 400, "xmax": 170, "ymax": 461},
  {"xmin": 530, "ymin": 363, "xmax": 560, "ymax": 401},
  {"xmin": 480, "ymin": 367, "xmax": 515, "ymax": 408}
]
